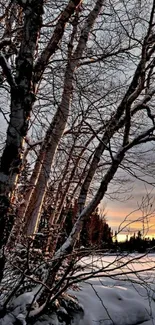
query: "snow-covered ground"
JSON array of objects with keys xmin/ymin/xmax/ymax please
[
  {"xmin": 68, "ymin": 254, "xmax": 155, "ymax": 325},
  {"xmin": 1, "ymin": 253, "xmax": 155, "ymax": 325}
]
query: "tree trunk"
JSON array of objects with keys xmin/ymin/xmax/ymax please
[
  {"xmin": 55, "ymin": 148, "xmax": 126, "ymax": 259},
  {"xmin": 0, "ymin": 0, "xmax": 44, "ymax": 248},
  {"xmin": 24, "ymin": 0, "xmax": 104, "ymax": 237},
  {"xmin": 6, "ymin": 0, "xmax": 83, "ymax": 248}
]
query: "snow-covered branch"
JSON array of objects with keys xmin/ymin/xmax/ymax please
[{"xmin": 0, "ymin": 52, "xmax": 17, "ymax": 88}]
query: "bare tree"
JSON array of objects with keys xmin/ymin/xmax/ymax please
[
  {"xmin": 0, "ymin": 0, "xmax": 83, "ymax": 246},
  {"xmin": 1, "ymin": 1, "xmax": 155, "ymax": 322}
]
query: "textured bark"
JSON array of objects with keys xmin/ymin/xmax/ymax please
[
  {"xmin": 0, "ymin": 0, "xmax": 44, "ymax": 247},
  {"xmin": 1, "ymin": 0, "xmax": 84, "ymax": 248},
  {"xmin": 5, "ymin": 1, "xmax": 85, "ymax": 248}
]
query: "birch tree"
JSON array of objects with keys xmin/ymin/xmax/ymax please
[
  {"xmin": 3, "ymin": 0, "xmax": 134, "ymax": 247},
  {"xmin": 0, "ymin": 0, "xmax": 83, "ymax": 247},
  {"xmin": 0, "ymin": 0, "xmax": 155, "ymax": 255},
  {"xmin": 1, "ymin": 0, "xmax": 155, "ymax": 323}
]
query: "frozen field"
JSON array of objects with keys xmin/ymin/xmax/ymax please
[
  {"xmin": 1, "ymin": 253, "xmax": 155, "ymax": 325},
  {"xmin": 68, "ymin": 253, "xmax": 155, "ymax": 325}
]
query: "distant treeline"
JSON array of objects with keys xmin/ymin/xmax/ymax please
[
  {"xmin": 36, "ymin": 205, "xmax": 155, "ymax": 254},
  {"xmin": 114, "ymin": 231, "xmax": 155, "ymax": 253}
]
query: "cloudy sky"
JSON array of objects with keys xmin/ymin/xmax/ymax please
[{"xmin": 105, "ymin": 179, "xmax": 155, "ymax": 241}]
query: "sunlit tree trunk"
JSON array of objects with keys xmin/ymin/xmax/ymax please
[
  {"xmin": 24, "ymin": 0, "xmax": 104, "ymax": 237},
  {"xmin": 3, "ymin": 0, "xmax": 82, "ymax": 248},
  {"xmin": 0, "ymin": 0, "xmax": 44, "ymax": 247}
]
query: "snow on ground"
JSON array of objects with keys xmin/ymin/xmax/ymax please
[
  {"xmin": 1, "ymin": 254, "xmax": 155, "ymax": 325},
  {"xmin": 67, "ymin": 254, "xmax": 155, "ymax": 325},
  {"xmin": 69, "ymin": 278, "xmax": 154, "ymax": 325}
]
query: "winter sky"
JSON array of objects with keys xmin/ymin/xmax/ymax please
[
  {"xmin": 106, "ymin": 179, "xmax": 155, "ymax": 241},
  {"xmin": 1, "ymin": 107, "xmax": 155, "ymax": 242}
]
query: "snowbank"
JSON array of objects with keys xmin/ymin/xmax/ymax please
[
  {"xmin": 1, "ymin": 254, "xmax": 155, "ymax": 325},
  {"xmin": 69, "ymin": 278, "xmax": 153, "ymax": 325}
]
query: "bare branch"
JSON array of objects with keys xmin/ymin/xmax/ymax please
[
  {"xmin": 33, "ymin": 0, "xmax": 83, "ymax": 85},
  {"xmin": 0, "ymin": 52, "xmax": 17, "ymax": 88}
]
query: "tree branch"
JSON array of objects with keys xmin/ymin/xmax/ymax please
[
  {"xmin": 33, "ymin": 0, "xmax": 82, "ymax": 85},
  {"xmin": 0, "ymin": 52, "xmax": 17, "ymax": 88}
]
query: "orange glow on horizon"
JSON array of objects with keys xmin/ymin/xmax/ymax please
[
  {"xmin": 116, "ymin": 233, "xmax": 155, "ymax": 242},
  {"xmin": 106, "ymin": 204, "xmax": 155, "ymax": 241}
]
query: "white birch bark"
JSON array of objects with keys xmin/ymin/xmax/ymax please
[
  {"xmin": 1, "ymin": 0, "xmax": 83, "ymax": 247},
  {"xmin": 24, "ymin": 0, "xmax": 105, "ymax": 236}
]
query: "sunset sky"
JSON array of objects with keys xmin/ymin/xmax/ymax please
[{"xmin": 105, "ymin": 179, "xmax": 155, "ymax": 242}]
